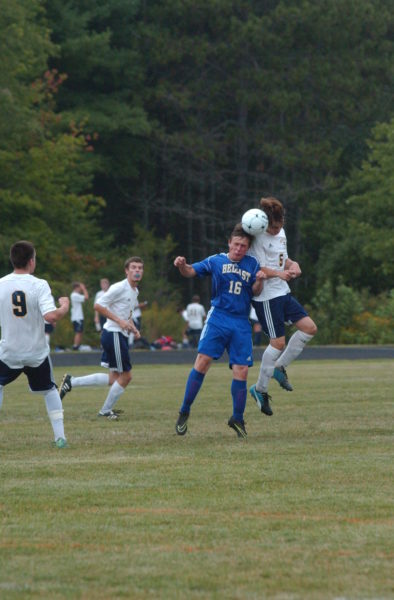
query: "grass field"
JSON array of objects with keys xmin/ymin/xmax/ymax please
[{"xmin": 0, "ymin": 359, "xmax": 393, "ymax": 599}]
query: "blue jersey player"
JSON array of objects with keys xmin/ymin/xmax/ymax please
[{"xmin": 174, "ymin": 224, "xmax": 265, "ymax": 439}]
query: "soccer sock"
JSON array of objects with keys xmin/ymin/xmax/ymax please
[
  {"xmin": 44, "ymin": 387, "xmax": 65, "ymax": 441},
  {"xmin": 71, "ymin": 373, "xmax": 109, "ymax": 387},
  {"xmin": 180, "ymin": 368, "xmax": 205, "ymax": 414},
  {"xmin": 275, "ymin": 331, "xmax": 314, "ymax": 368},
  {"xmin": 231, "ymin": 379, "xmax": 247, "ymax": 421},
  {"xmin": 256, "ymin": 345, "xmax": 282, "ymax": 392},
  {"xmin": 100, "ymin": 381, "xmax": 125, "ymax": 413},
  {"xmin": 0, "ymin": 385, "xmax": 3, "ymax": 410}
]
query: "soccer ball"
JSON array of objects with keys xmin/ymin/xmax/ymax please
[{"xmin": 241, "ymin": 208, "xmax": 268, "ymax": 236}]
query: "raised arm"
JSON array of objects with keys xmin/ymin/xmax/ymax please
[{"xmin": 174, "ymin": 256, "xmax": 197, "ymax": 278}]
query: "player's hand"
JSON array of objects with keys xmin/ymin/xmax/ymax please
[
  {"xmin": 256, "ymin": 269, "xmax": 267, "ymax": 280},
  {"xmin": 174, "ymin": 256, "xmax": 186, "ymax": 268}
]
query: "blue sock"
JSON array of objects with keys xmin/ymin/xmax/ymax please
[
  {"xmin": 232, "ymin": 379, "xmax": 247, "ymax": 421},
  {"xmin": 180, "ymin": 368, "xmax": 205, "ymax": 414}
]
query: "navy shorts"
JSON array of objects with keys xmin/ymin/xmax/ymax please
[
  {"xmin": 252, "ymin": 294, "xmax": 308, "ymax": 339},
  {"xmin": 100, "ymin": 330, "xmax": 131, "ymax": 372},
  {"xmin": 198, "ymin": 315, "xmax": 253, "ymax": 367},
  {"xmin": 72, "ymin": 320, "xmax": 84, "ymax": 333},
  {"xmin": 0, "ymin": 357, "xmax": 56, "ymax": 392}
]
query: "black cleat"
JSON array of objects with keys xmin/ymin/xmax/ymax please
[
  {"xmin": 59, "ymin": 373, "xmax": 72, "ymax": 400},
  {"xmin": 228, "ymin": 416, "xmax": 247, "ymax": 438},
  {"xmin": 249, "ymin": 385, "xmax": 273, "ymax": 416},
  {"xmin": 273, "ymin": 366, "xmax": 293, "ymax": 391},
  {"xmin": 98, "ymin": 410, "xmax": 119, "ymax": 420},
  {"xmin": 175, "ymin": 412, "xmax": 189, "ymax": 435}
]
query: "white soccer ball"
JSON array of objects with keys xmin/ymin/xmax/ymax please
[{"xmin": 241, "ymin": 208, "xmax": 268, "ymax": 236}]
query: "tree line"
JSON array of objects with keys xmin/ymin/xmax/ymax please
[{"xmin": 0, "ymin": 0, "xmax": 393, "ymax": 345}]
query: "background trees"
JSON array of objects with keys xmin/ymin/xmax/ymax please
[{"xmin": 1, "ymin": 0, "xmax": 393, "ymax": 344}]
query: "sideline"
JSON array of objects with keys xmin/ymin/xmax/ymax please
[{"xmin": 50, "ymin": 345, "xmax": 394, "ymax": 367}]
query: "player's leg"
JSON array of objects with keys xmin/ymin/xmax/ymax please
[
  {"xmin": 175, "ymin": 320, "xmax": 226, "ymax": 435},
  {"xmin": 98, "ymin": 331, "xmax": 131, "ymax": 419},
  {"xmin": 249, "ymin": 299, "xmax": 285, "ymax": 415},
  {"xmin": 59, "ymin": 372, "xmax": 110, "ymax": 399},
  {"xmin": 226, "ymin": 322, "xmax": 253, "ymax": 437},
  {"xmin": 274, "ymin": 297, "xmax": 317, "ymax": 378},
  {"xmin": 0, "ymin": 360, "xmax": 22, "ymax": 410},
  {"xmin": 25, "ymin": 359, "xmax": 67, "ymax": 448}
]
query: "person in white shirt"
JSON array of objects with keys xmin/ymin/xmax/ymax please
[
  {"xmin": 94, "ymin": 278, "xmax": 110, "ymax": 331},
  {"xmin": 70, "ymin": 281, "xmax": 89, "ymax": 350},
  {"xmin": 185, "ymin": 295, "xmax": 206, "ymax": 348},
  {"xmin": 248, "ymin": 197, "xmax": 317, "ymax": 416},
  {"xmin": 0, "ymin": 240, "xmax": 69, "ymax": 448},
  {"xmin": 59, "ymin": 257, "xmax": 143, "ymax": 420}
]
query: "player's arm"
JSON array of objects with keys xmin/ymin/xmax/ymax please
[
  {"xmin": 252, "ymin": 269, "xmax": 266, "ymax": 296},
  {"xmin": 44, "ymin": 297, "xmax": 70, "ymax": 325},
  {"xmin": 94, "ymin": 303, "xmax": 140, "ymax": 338},
  {"xmin": 174, "ymin": 256, "xmax": 196, "ymax": 278},
  {"xmin": 261, "ymin": 266, "xmax": 294, "ymax": 281},
  {"xmin": 284, "ymin": 258, "xmax": 302, "ymax": 278}
]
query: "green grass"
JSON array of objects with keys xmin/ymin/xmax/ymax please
[{"xmin": 1, "ymin": 360, "xmax": 393, "ymax": 599}]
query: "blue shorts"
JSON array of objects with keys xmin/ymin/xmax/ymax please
[
  {"xmin": 0, "ymin": 357, "xmax": 56, "ymax": 392},
  {"xmin": 100, "ymin": 330, "xmax": 131, "ymax": 372},
  {"xmin": 198, "ymin": 314, "xmax": 253, "ymax": 367},
  {"xmin": 252, "ymin": 294, "xmax": 308, "ymax": 339},
  {"xmin": 72, "ymin": 320, "xmax": 84, "ymax": 333}
]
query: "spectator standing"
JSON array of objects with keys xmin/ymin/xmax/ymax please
[
  {"xmin": 0, "ymin": 240, "xmax": 69, "ymax": 448},
  {"xmin": 185, "ymin": 295, "xmax": 206, "ymax": 348},
  {"xmin": 70, "ymin": 281, "xmax": 89, "ymax": 350}
]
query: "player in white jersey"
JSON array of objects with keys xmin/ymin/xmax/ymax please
[
  {"xmin": 58, "ymin": 257, "xmax": 143, "ymax": 420},
  {"xmin": 248, "ymin": 197, "xmax": 317, "ymax": 415},
  {"xmin": 0, "ymin": 241, "xmax": 70, "ymax": 448}
]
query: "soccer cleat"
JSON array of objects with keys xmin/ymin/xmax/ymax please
[
  {"xmin": 273, "ymin": 366, "xmax": 293, "ymax": 391},
  {"xmin": 59, "ymin": 373, "xmax": 72, "ymax": 400},
  {"xmin": 111, "ymin": 408, "xmax": 124, "ymax": 415},
  {"xmin": 175, "ymin": 412, "xmax": 189, "ymax": 435},
  {"xmin": 54, "ymin": 437, "xmax": 68, "ymax": 449},
  {"xmin": 228, "ymin": 416, "xmax": 247, "ymax": 439},
  {"xmin": 249, "ymin": 384, "xmax": 273, "ymax": 416},
  {"xmin": 98, "ymin": 410, "xmax": 119, "ymax": 420}
]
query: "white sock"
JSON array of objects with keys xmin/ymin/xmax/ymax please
[
  {"xmin": 0, "ymin": 385, "xmax": 3, "ymax": 410},
  {"xmin": 71, "ymin": 373, "xmax": 109, "ymax": 387},
  {"xmin": 256, "ymin": 345, "xmax": 282, "ymax": 392},
  {"xmin": 44, "ymin": 387, "xmax": 65, "ymax": 441},
  {"xmin": 100, "ymin": 381, "xmax": 125, "ymax": 413},
  {"xmin": 275, "ymin": 331, "xmax": 314, "ymax": 368}
]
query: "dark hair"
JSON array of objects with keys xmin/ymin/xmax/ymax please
[
  {"xmin": 124, "ymin": 256, "xmax": 144, "ymax": 269},
  {"xmin": 259, "ymin": 197, "xmax": 285, "ymax": 225},
  {"xmin": 191, "ymin": 295, "xmax": 200, "ymax": 303},
  {"xmin": 10, "ymin": 241, "xmax": 35, "ymax": 269},
  {"xmin": 229, "ymin": 223, "xmax": 253, "ymax": 246}
]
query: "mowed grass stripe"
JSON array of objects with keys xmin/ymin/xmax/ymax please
[{"xmin": 0, "ymin": 359, "xmax": 393, "ymax": 599}]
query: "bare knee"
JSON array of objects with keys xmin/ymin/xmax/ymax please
[{"xmin": 298, "ymin": 317, "xmax": 317, "ymax": 336}]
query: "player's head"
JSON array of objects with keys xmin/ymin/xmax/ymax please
[
  {"xmin": 228, "ymin": 223, "xmax": 252, "ymax": 261},
  {"xmin": 191, "ymin": 295, "xmax": 200, "ymax": 303},
  {"xmin": 259, "ymin": 197, "xmax": 285, "ymax": 235},
  {"xmin": 125, "ymin": 256, "xmax": 144, "ymax": 284},
  {"xmin": 72, "ymin": 281, "xmax": 82, "ymax": 291},
  {"xmin": 10, "ymin": 241, "xmax": 36, "ymax": 270}
]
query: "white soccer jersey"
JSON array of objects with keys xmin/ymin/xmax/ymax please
[
  {"xmin": 248, "ymin": 228, "xmax": 290, "ymax": 301},
  {"xmin": 96, "ymin": 279, "xmax": 139, "ymax": 336},
  {"xmin": 186, "ymin": 302, "xmax": 206, "ymax": 329},
  {"xmin": 70, "ymin": 291, "xmax": 86, "ymax": 321},
  {"xmin": 0, "ymin": 273, "xmax": 56, "ymax": 368}
]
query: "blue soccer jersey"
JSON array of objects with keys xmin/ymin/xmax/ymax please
[{"xmin": 192, "ymin": 253, "xmax": 260, "ymax": 319}]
